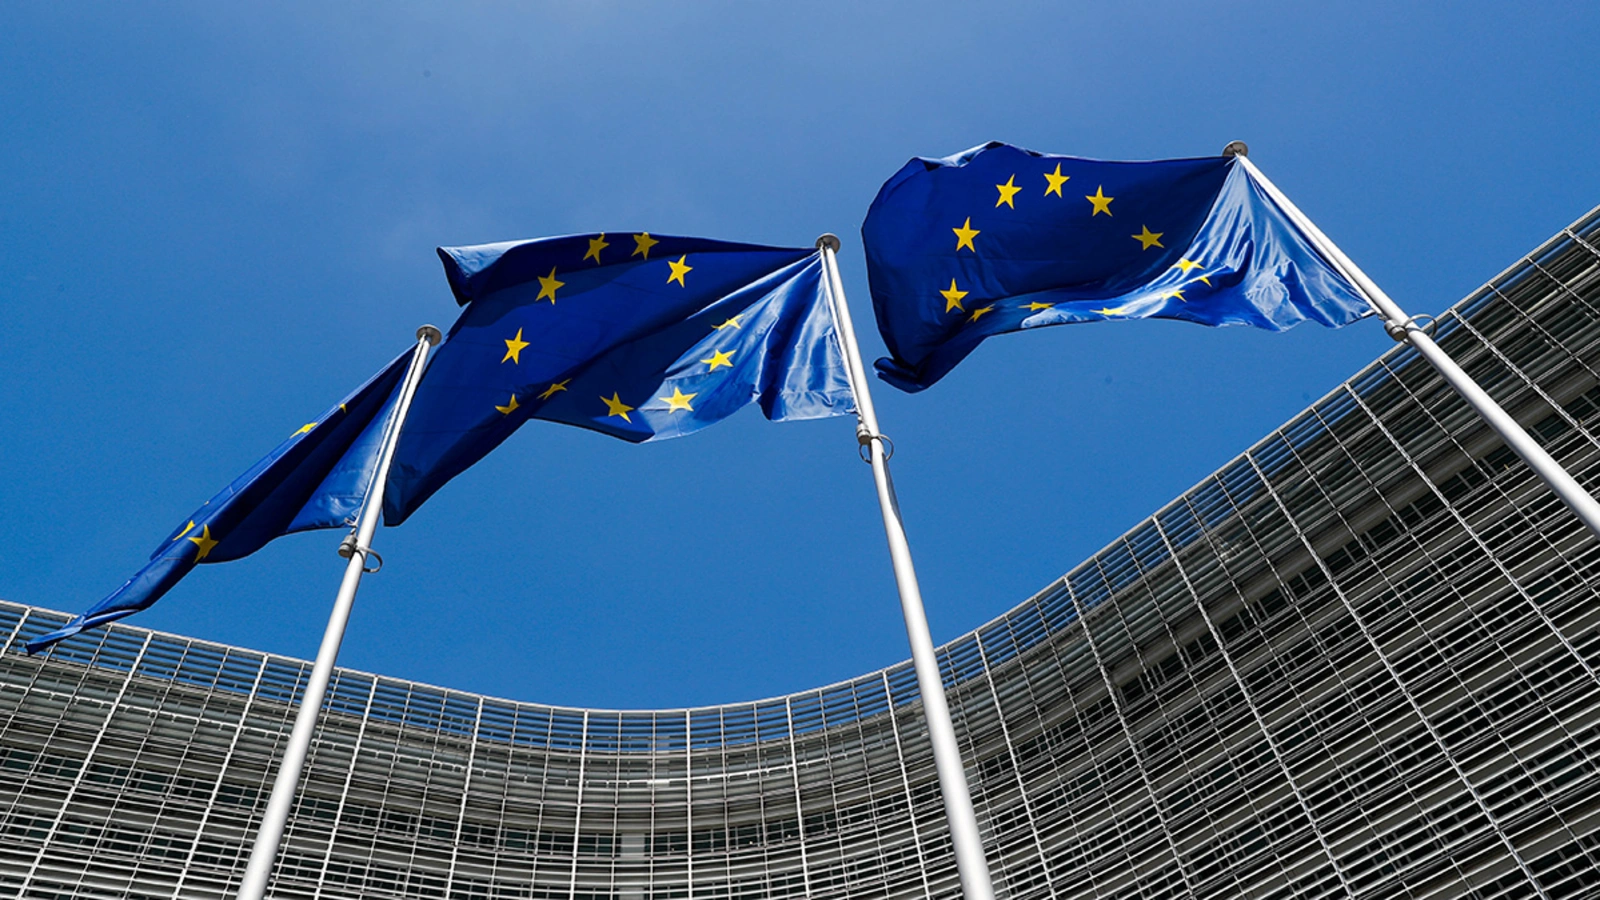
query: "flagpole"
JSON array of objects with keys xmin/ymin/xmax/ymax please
[
  {"xmin": 816, "ymin": 235, "xmax": 997, "ymax": 900},
  {"xmin": 235, "ymin": 324, "xmax": 441, "ymax": 900},
  {"xmin": 1230, "ymin": 146, "xmax": 1600, "ymax": 543}
]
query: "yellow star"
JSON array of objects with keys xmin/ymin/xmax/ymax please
[
  {"xmin": 1044, "ymin": 163, "xmax": 1070, "ymax": 197},
  {"xmin": 584, "ymin": 234, "xmax": 609, "ymax": 264},
  {"xmin": 1132, "ymin": 226, "xmax": 1164, "ymax": 251},
  {"xmin": 968, "ymin": 305, "xmax": 995, "ymax": 323},
  {"xmin": 701, "ymin": 349, "xmax": 735, "ymax": 371},
  {"xmin": 667, "ymin": 255, "xmax": 693, "ymax": 287},
  {"xmin": 940, "ymin": 279, "xmax": 968, "ymax": 313},
  {"xmin": 503, "ymin": 327, "xmax": 530, "ymax": 364},
  {"xmin": 294, "ymin": 422, "xmax": 316, "ymax": 436},
  {"xmin": 1021, "ymin": 301, "xmax": 1055, "ymax": 311},
  {"xmin": 995, "ymin": 175, "xmax": 1021, "ymax": 209},
  {"xmin": 173, "ymin": 520, "xmax": 195, "ymax": 541},
  {"xmin": 601, "ymin": 392, "xmax": 634, "ymax": 422},
  {"xmin": 659, "ymin": 386, "xmax": 697, "ymax": 413},
  {"xmin": 1094, "ymin": 305, "xmax": 1127, "ymax": 316},
  {"xmin": 187, "ymin": 524, "xmax": 219, "ymax": 561},
  {"xmin": 713, "ymin": 314, "xmax": 743, "ymax": 331},
  {"xmin": 953, "ymin": 217, "xmax": 980, "ymax": 252},
  {"xmin": 1164, "ymin": 289, "xmax": 1186, "ymax": 302},
  {"xmin": 1175, "ymin": 258, "xmax": 1212, "ymax": 286},
  {"xmin": 495, "ymin": 394, "xmax": 520, "ymax": 415},
  {"xmin": 1085, "ymin": 186, "xmax": 1114, "ymax": 216},
  {"xmin": 538, "ymin": 379, "xmax": 570, "ymax": 400},
  {"xmin": 536, "ymin": 267, "xmax": 564, "ymax": 303},
  {"xmin": 632, "ymin": 232, "xmax": 659, "ymax": 259}
]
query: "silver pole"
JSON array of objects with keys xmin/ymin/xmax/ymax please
[
  {"xmin": 235, "ymin": 324, "xmax": 442, "ymax": 900},
  {"xmin": 815, "ymin": 235, "xmax": 997, "ymax": 900},
  {"xmin": 1232, "ymin": 146, "xmax": 1600, "ymax": 542}
]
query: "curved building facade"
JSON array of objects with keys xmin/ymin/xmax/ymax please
[{"xmin": 5, "ymin": 206, "xmax": 1600, "ymax": 900}]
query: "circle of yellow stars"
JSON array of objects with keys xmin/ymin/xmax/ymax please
[
  {"xmin": 490, "ymin": 233, "xmax": 752, "ymax": 428},
  {"xmin": 932, "ymin": 162, "xmax": 1215, "ymax": 324}
]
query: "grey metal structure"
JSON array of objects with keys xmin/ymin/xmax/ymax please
[{"xmin": 6, "ymin": 206, "xmax": 1600, "ymax": 900}]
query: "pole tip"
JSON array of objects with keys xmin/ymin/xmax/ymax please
[
  {"xmin": 815, "ymin": 233, "xmax": 841, "ymax": 252},
  {"xmin": 417, "ymin": 324, "xmax": 443, "ymax": 346},
  {"xmin": 1222, "ymin": 140, "xmax": 1249, "ymax": 158}
]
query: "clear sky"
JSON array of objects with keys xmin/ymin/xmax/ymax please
[{"xmin": 3, "ymin": 2, "xmax": 1598, "ymax": 709}]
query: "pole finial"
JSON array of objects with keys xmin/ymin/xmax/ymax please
[
  {"xmin": 816, "ymin": 233, "xmax": 842, "ymax": 252},
  {"xmin": 417, "ymin": 324, "xmax": 443, "ymax": 346},
  {"xmin": 1222, "ymin": 140, "xmax": 1249, "ymax": 158}
]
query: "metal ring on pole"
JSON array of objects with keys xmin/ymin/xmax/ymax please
[
  {"xmin": 1384, "ymin": 314, "xmax": 1438, "ymax": 343},
  {"xmin": 336, "ymin": 535, "xmax": 384, "ymax": 573},
  {"xmin": 857, "ymin": 429, "xmax": 894, "ymax": 463}
]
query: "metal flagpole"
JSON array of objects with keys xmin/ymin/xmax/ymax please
[
  {"xmin": 1230, "ymin": 144, "xmax": 1600, "ymax": 543},
  {"xmin": 815, "ymin": 235, "xmax": 997, "ymax": 900},
  {"xmin": 235, "ymin": 324, "xmax": 442, "ymax": 900}
]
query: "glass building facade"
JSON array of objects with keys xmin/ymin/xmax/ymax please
[{"xmin": 5, "ymin": 206, "xmax": 1600, "ymax": 900}]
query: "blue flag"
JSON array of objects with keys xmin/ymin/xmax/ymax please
[
  {"xmin": 27, "ymin": 352, "xmax": 413, "ymax": 654},
  {"xmin": 383, "ymin": 233, "xmax": 856, "ymax": 523},
  {"xmin": 862, "ymin": 142, "xmax": 1373, "ymax": 392}
]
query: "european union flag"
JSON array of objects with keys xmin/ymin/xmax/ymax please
[
  {"xmin": 863, "ymin": 142, "xmax": 1373, "ymax": 392},
  {"xmin": 384, "ymin": 233, "xmax": 856, "ymax": 523},
  {"xmin": 27, "ymin": 352, "xmax": 413, "ymax": 654}
]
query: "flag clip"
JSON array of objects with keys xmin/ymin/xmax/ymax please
[
  {"xmin": 337, "ymin": 535, "xmax": 384, "ymax": 573},
  {"xmin": 1384, "ymin": 314, "xmax": 1437, "ymax": 343},
  {"xmin": 856, "ymin": 424, "xmax": 894, "ymax": 462}
]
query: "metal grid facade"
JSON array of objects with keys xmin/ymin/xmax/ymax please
[{"xmin": 6, "ymin": 207, "xmax": 1600, "ymax": 900}]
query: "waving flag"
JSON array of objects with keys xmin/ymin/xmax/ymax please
[
  {"xmin": 384, "ymin": 233, "xmax": 856, "ymax": 523},
  {"xmin": 28, "ymin": 351, "xmax": 413, "ymax": 653},
  {"xmin": 862, "ymin": 142, "xmax": 1373, "ymax": 392}
]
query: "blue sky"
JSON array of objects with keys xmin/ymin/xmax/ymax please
[{"xmin": 3, "ymin": 2, "xmax": 1598, "ymax": 709}]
